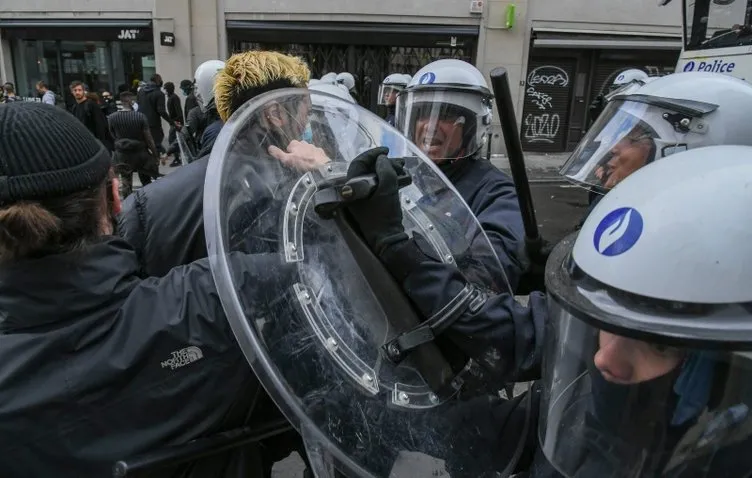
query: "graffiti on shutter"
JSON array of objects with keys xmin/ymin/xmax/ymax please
[{"xmin": 521, "ymin": 60, "xmax": 575, "ymax": 152}]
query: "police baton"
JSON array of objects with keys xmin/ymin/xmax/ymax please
[{"xmin": 489, "ymin": 67, "xmax": 547, "ymax": 292}]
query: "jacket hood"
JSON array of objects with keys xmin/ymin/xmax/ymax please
[
  {"xmin": 0, "ymin": 238, "xmax": 141, "ymax": 332},
  {"xmin": 142, "ymin": 82, "xmax": 161, "ymax": 93}
]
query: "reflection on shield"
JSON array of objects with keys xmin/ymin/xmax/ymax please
[{"xmin": 205, "ymin": 88, "xmax": 517, "ymax": 477}]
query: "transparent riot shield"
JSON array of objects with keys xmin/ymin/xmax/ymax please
[{"xmin": 204, "ymin": 88, "xmax": 519, "ymax": 477}]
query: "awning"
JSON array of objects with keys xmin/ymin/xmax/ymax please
[
  {"xmin": 0, "ymin": 18, "xmax": 151, "ymax": 28},
  {"xmin": 533, "ymin": 30, "xmax": 681, "ymax": 50},
  {"xmin": 226, "ymin": 21, "xmax": 479, "ymax": 47}
]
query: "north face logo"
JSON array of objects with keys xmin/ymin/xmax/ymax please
[{"xmin": 161, "ymin": 346, "xmax": 204, "ymax": 370}]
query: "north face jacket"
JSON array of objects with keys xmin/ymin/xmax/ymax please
[{"xmin": 0, "ymin": 237, "xmax": 290, "ymax": 477}]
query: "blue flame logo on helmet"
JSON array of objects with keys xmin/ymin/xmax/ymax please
[
  {"xmin": 593, "ymin": 207, "xmax": 644, "ymax": 256},
  {"xmin": 419, "ymin": 72, "xmax": 436, "ymax": 85}
]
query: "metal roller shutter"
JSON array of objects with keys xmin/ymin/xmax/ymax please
[{"xmin": 520, "ymin": 58, "xmax": 576, "ymax": 153}]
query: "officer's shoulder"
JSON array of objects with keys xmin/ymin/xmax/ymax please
[{"xmin": 470, "ymin": 159, "xmax": 514, "ymax": 187}]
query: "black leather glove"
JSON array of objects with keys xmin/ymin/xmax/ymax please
[{"xmin": 345, "ymin": 147, "xmax": 408, "ymax": 256}]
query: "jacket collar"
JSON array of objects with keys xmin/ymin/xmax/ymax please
[{"xmin": 0, "ymin": 237, "xmax": 142, "ymax": 333}]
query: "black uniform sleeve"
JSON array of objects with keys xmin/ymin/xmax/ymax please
[
  {"xmin": 469, "ymin": 173, "xmax": 528, "ymax": 291},
  {"xmin": 381, "ymin": 238, "xmax": 547, "ymax": 384}
]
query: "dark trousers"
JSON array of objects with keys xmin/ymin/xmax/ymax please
[
  {"xmin": 112, "ymin": 141, "xmax": 159, "ymax": 198},
  {"xmin": 168, "ymin": 125, "xmax": 180, "ymax": 162},
  {"xmin": 150, "ymin": 126, "xmax": 166, "ymax": 155}
]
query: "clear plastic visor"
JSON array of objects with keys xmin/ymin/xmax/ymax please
[
  {"xmin": 378, "ymin": 84, "xmax": 403, "ymax": 106},
  {"xmin": 396, "ymin": 90, "xmax": 482, "ymax": 163},
  {"xmin": 560, "ymin": 99, "xmax": 686, "ymax": 192},
  {"xmin": 541, "ymin": 295, "xmax": 752, "ymax": 478}
]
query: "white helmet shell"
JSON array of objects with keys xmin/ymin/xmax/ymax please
[
  {"xmin": 561, "ymin": 72, "xmax": 752, "ymax": 191},
  {"xmin": 397, "ymin": 59, "xmax": 493, "ymax": 162},
  {"xmin": 194, "ymin": 59, "xmax": 225, "ymax": 112},
  {"xmin": 320, "ymin": 72, "xmax": 338, "ymax": 84},
  {"xmin": 336, "ymin": 72, "xmax": 356, "ymax": 92},
  {"xmin": 379, "ymin": 73, "xmax": 410, "ymax": 106},
  {"xmin": 574, "ymin": 145, "xmax": 752, "ymax": 303},
  {"xmin": 612, "ymin": 68, "xmax": 649, "ymax": 87},
  {"xmin": 308, "ymin": 82, "xmax": 356, "ymax": 104},
  {"xmin": 382, "ymin": 73, "xmax": 409, "ymax": 88}
]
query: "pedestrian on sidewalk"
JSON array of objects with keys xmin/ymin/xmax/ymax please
[
  {"xmin": 164, "ymin": 81, "xmax": 184, "ymax": 167},
  {"xmin": 108, "ymin": 92, "xmax": 162, "ymax": 198},
  {"xmin": 70, "ymin": 80, "xmax": 113, "ymax": 151}
]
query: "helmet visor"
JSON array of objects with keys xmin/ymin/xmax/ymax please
[
  {"xmin": 561, "ymin": 99, "xmax": 686, "ymax": 192},
  {"xmin": 397, "ymin": 89, "xmax": 486, "ymax": 163},
  {"xmin": 542, "ymin": 295, "xmax": 752, "ymax": 478},
  {"xmin": 378, "ymin": 84, "xmax": 403, "ymax": 106}
]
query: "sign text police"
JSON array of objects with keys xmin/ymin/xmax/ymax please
[{"xmin": 683, "ymin": 59, "xmax": 736, "ymax": 73}]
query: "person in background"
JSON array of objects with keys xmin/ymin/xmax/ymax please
[
  {"xmin": 181, "ymin": 79, "xmax": 199, "ymax": 116},
  {"xmin": 100, "ymin": 91, "xmax": 118, "ymax": 116},
  {"xmin": 36, "ymin": 81, "xmax": 56, "ymax": 106},
  {"xmin": 3, "ymin": 83, "xmax": 19, "ymax": 103},
  {"xmin": 70, "ymin": 80, "xmax": 112, "ymax": 151},
  {"xmin": 137, "ymin": 74, "xmax": 175, "ymax": 159},
  {"xmin": 164, "ymin": 81, "xmax": 184, "ymax": 167},
  {"xmin": 108, "ymin": 91, "xmax": 161, "ymax": 197}
]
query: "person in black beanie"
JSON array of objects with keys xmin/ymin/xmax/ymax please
[{"xmin": 0, "ymin": 102, "xmax": 280, "ymax": 478}]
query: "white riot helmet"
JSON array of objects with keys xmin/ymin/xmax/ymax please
[
  {"xmin": 336, "ymin": 72, "xmax": 356, "ymax": 93},
  {"xmin": 194, "ymin": 59, "xmax": 225, "ymax": 112},
  {"xmin": 611, "ymin": 68, "xmax": 649, "ymax": 89},
  {"xmin": 561, "ymin": 72, "xmax": 752, "ymax": 192},
  {"xmin": 396, "ymin": 59, "xmax": 493, "ymax": 163},
  {"xmin": 308, "ymin": 81, "xmax": 355, "ymax": 104},
  {"xmin": 320, "ymin": 72, "xmax": 338, "ymax": 84},
  {"xmin": 378, "ymin": 73, "xmax": 410, "ymax": 106},
  {"xmin": 543, "ymin": 146, "xmax": 752, "ymax": 476}
]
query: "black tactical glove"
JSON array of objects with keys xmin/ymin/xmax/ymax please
[
  {"xmin": 345, "ymin": 147, "xmax": 408, "ymax": 256},
  {"xmin": 515, "ymin": 237, "xmax": 553, "ymax": 294}
]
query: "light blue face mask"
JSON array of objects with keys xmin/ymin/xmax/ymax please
[{"xmin": 301, "ymin": 123, "xmax": 313, "ymax": 143}]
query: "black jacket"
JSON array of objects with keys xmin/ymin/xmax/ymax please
[
  {"xmin": 119, "ymin": 156, "xmax": 210, "ymax": 276},
  {"xmin": 0, "ymin": 237, "xmax": 284, "ymax": 477},
  {"xmin": 167, "ymin": 93, "xmax": 184, "ymax": 124},
  {"xmin": 137, "ymin": 82, "xmax": 172, "ymax": 129},
  {"xmin": 71, "ymin": 99, "xmax": 112, "ymax": 150},
  {"xmin": 184, "ymin": 93, "xmax": 199, "ymax": 118}
]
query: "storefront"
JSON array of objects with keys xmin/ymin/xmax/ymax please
[
  {"xmin": 228, "ymin": 21, "xmax": 478, "ymax": 112},
  {"xmin": 1, "ymin": 19, "xmax": 155, "ymax": 106},
  {"xmin": 520, "ymin": 30, "xmax": 681, "ymax": 153}
]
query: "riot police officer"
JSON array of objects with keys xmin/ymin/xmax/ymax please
[
  {"xmin": 588, "ymin": 68, "xmax": 649, "ymax": 124},
  {"xmin": 396, "ymin": 59, "xmax": 527, "ymax": 290},
  {"xmin": 378, "ymin": 73, "xmax": 410, "ymax": 126},
  {"xmin": 563, "ymin": 71, "xmax": 752, "ymax": 212},
  {"xmin": 325, "ymin": 144, "xmax": 752, "ymax": 477}
]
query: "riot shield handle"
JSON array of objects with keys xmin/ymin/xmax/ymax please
[{"xmin": 313, "ymin": 169, "xmax": 412, "ymax": 219}]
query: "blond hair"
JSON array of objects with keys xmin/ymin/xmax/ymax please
[{"xmin": 214, "ymin": 51, "xmax": 311, "ymax": 122}]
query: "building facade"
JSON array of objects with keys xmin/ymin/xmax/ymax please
[{"xmin": 0, "ymin": 0, "xmax": 682, "ymax": 153}]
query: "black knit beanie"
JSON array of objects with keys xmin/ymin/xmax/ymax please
[{"xmin": 0, "ymin": 102, "xmax": 111, "ymax": 205}]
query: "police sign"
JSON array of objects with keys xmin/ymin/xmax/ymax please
[{"xmin": 683, "ymin": 59, "xmax": 736, "ymax": 74}]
